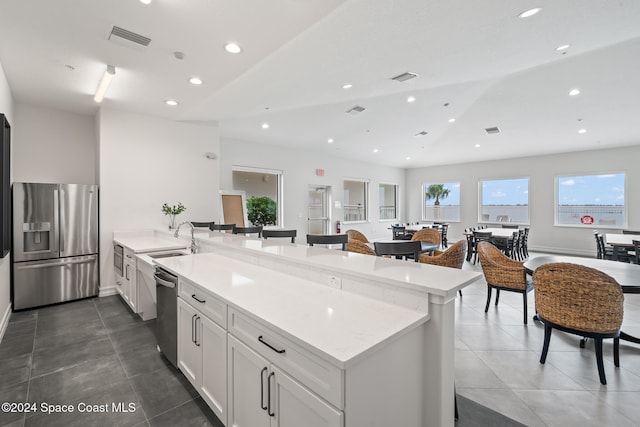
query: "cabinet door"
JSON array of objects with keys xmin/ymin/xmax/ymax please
[
  {"xmin": 124, "ymin": 259, "xmax": 137, "ymax": 311},
  {"xmin": 200, "ymin": 314, "xmax": 227, "ymax": 425},
  {"xmin": 228, "ymin": 335, "xmax": 270, "ymax": 427},
  {"xmin": 178, "ymin": 298, "xmax": 201, "ymax": 387},
  {"xmin": 270, "ymin": 366, "xmax": 343, "ymax": 427}
]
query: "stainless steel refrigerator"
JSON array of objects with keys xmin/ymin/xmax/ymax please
[{"xmin": 12, "ymin": 183, "xmax": 99, "ymax": 310}]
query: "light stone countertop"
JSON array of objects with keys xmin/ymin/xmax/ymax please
[
  {"xmin": 114, "ymin": 230, "xmax": 188, "ymax": 253},
  {"xmin": 155, "ymin": 252, "xmax": 429, "ymax": 368}
]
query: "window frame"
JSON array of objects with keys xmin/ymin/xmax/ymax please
[
  {"xmin": 554, "ymin": 171, "xmax": 627, "ymax": 229},
  {"xmin": 422, "ymin": 181, "xmax": 461, "ymax": 223},
  {"xmin": 231, "ymin": 165, "xmax": 283, "ymax": 228},
  {"xmin": 343, "ymin": 177, "xmax": 369, "ymax": 224},
  {"xmin": 378, "ymin": 182, "xmax": 399, "ymax": 222},
  {"xmin": 478, "ymin": 176, "xmax": 530, "ymax": 225}
]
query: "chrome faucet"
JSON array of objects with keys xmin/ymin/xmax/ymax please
[{"xmin": 174, "ymin": 221, "xmax": 198, "ymax": 254}]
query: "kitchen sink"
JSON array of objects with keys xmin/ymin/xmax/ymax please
[{"xmin": 149, "ymin": 252, "xmax": 187, "ymax": 259}]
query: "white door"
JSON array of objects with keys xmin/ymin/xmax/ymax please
[
  {"xmin": 200, "ymin": 314, "xmax": 228, "ymax": 425},
  {"xmin": 270, "ymin": 365, "xmax": 343, "ymax": 427},
  {"xmin": 177, "ymin": 298, "xmax": 200, "ymax": 387},
  {"xmin": 308, "ymin": 186, "xmax": 330, "ymax": 235},
  {"xmin": 228, "ymin": 335, "xmax": 271, "ymax": 427}
]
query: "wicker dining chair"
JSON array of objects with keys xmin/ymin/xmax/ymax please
[
  {"xmin": 477, "ymin": 241, "xmax": 533, "ymax": 324},
  {"xmin": 345, "ymin": 229, "xmax": 369, "ymax": 243},
  {"xmin": 419, "ymin": 240, "xmax": 467, "ymax": 296},
  {"xmin": 412, "ymin": 228, "xmax": 441, "ymax": 248},
  {"xmin": 346, "ymin": 239, "xmax": 376, "ymax": 255},
  {"xmin": 533, "ymin": 262, "xmax": 623, "ymax": 385}
]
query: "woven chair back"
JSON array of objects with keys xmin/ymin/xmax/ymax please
[
  {"xmin": 419, "ymin": 240, "xmax": 466, "ymax": 268},
  {"xmin": 346, "ymin": 240, "xmax": 376, "ymax": 255},
  {"xmin": 412, "ymin": 228, "xmax": 441, "ymax": 246},
  {"xmin": 533, "ymin": 262, "xmax": 623, "ymax": 333},
  {"xmin": 345, "ymin": 229, "xmax": 369, "ymax": 243}
]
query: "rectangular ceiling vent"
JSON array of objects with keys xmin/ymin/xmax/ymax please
[
  {"xmin": 346, "ymin": 105, "xmax": 366, "ymax": 115},
  {"xmin": 485, "ymin": 126, "xmax": 501, "ymax": 135},
  {"xmin": 414, "ymin": 131, "xmax": 428, "ymax": 136},
  {"xmin": 391, "ymin": 72, "xmax": 418, "ymax": 82},
  {"xmin": 109, "ymin": 26, "xmax": 151, "ymax": 47}
]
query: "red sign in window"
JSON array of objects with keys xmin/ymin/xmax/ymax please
[{"xmin": 580, "ymin": 215, "xmax": 595, "ymax": 225}]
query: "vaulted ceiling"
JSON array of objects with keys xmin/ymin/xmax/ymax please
[{"xmin": 1, "ymin": 0, "xmax": 639, "ymax": 167}]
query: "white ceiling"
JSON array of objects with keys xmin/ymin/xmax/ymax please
[{"xmin": 1, "ymin": 0, "xmax": 639, "ymax": 168}]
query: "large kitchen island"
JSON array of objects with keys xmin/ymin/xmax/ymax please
[{"xmin": 119, "ymin": 230, "xmax": 481, "ymax": 427}]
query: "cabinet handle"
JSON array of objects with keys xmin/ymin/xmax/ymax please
[
  {"xmin": 258, "ymin": 336, "xmax": 286, "ymax": 354},
  {"xmin": 195, "ymin": 316, "xmax": 201, "ymax": 347},
  {"xmin": 191, "ymin": 314, "xmax": 197, "ymax": 344},
  {"xmin": 125, "ymin": 265, "xmax": 129, "ymax": 280},
  {"xmin": 267, "ymin": 372, "xmax": 275, "ymax": 417},
  {"xmin": 260, "ymin": 367, "xmax": 268, "ymax": 410},
  {"xmin": 191, "ymin": 294, "xmax": 206, "ymax": 304}
]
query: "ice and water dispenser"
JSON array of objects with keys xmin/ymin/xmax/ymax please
[{"xmin": 22, "ymin": 222, "xmax": 52, "ymax": 254}]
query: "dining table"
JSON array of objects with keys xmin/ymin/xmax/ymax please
[
  {"xmin": 524, "ymin": 255, "xmax": 640, "ymax": 344},
  {"xmin": 605, "ymin": 233, "xmax": 638, "ymax": 261}
]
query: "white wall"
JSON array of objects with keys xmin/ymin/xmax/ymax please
[
  {"xmin": 0, "ymin": 61, "xmax": 13, "ymax": 339},
  {"xmin": 220, "ymin": 138, "xmax": 406, "ymax": 240},
  {"xmin": 407, "ymin": 145, "xmax": 640, "ymax": 256},
  {"xmin": 98, "ymin": 108, "xmax": 220, "ymax": 294},
  {"xmin": 13, "ymin": 103, "xmax": 96, "ymax": 184}
]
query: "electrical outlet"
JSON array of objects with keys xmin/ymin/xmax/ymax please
[{"xmin": 328, "ymin": 275, "xmax": 342, "ymax": 289}]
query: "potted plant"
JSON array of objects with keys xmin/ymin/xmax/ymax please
[
  {"xmin": 425, "ymin": 184, "xmax": 450, "ymax": 206},
  {"xmin": 162, "ymin": 202, "xmax": 186, "ymax": 230},
  {"xmin": 246, "ymin": 196, "xmax": 276, "ymax": 226}
]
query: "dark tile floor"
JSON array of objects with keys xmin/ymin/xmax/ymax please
[{"xmin": 0, "ymin": 296, "xmax": 224, "ymax": 427}]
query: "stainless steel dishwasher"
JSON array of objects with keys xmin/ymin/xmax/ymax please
[{"xmin": 154, "ymin": 267, "xmax": 178, "ymax": 367}]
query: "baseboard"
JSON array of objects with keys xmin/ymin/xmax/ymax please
[
  {"xmin": 99, "ymin": 286, "xmax": 118, "ymax": 297},
  {"xmin": 0, "ymin": 302, "xmax": 11, "ymax": 345}
]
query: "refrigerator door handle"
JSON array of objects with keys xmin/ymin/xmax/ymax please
[
  {"xmin": 15, "ymin": 257, "xmax": 96, "ymax": 270},
  {"xmin": 58, "ymin": 188, "xmax": 65, "ymax": 253}
]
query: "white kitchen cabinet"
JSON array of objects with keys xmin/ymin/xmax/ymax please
[
  {"xmin": 122, "ymin": 251, "xmax": 137, "ymax": 311},
  {"xmin": 228, "ymin": 335, "xmax": 342, "ymax": 427},
  {"xmin": 178, "ymin": 297, "xmax": 227, "ymax": 424}
]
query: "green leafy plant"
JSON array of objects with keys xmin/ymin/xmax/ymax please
[
  {"xmin": 425, "ymin": 184, "xmax": 450, "ymax": 206},
  {"xmin": 247, "ymin": 196, "xmax": 276, "ymax": 226},
  {"xmin": 162, "ymin": 202, "xmax": 186, "ymax": 216}
]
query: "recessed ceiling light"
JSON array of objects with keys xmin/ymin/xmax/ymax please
[
  {"xmin": 373, "ymin": 148, "xmax": 379, "ymax": 153},
  {"xmin": 327, "ymin": 138, "xmax": 334, "ymax": 143},
  {"xmin": 569, "ymin": 88, "xmax": 581, "ymax": 96},
  {"xmin": 448, "ymin": 118, "xmax": 456, "ymax": 123},
  {"xmin": 224, "ymin": 42, "xmax": 242, "ymax": 54},
  {"xmin": 406, "ymin": 157, "xmax": 411, "ymax": 161},
  {"xmin": 261, "ymin": 123, "xmax": 269, "ymax": 129},
  {"xmin": 165, "ymin": 100, "xmax": 178, "ymax": 106},
  {"xmin": 518, "ymin": 7, "xmax": 541, "ymax": 18},
  {"xmin": 556, "ymin": 44, "xmax": 570, "ymax": 51},
  {"xmin": 342, "ymin": 83, "xmax": 352, "ymax": 89},
  {"xmin": 475, "ymin": 144, "xmax": 481, "ymax": 148},
  {"xmin": 578, "ymin": 129, "xmax": 587, "ymax": 134},
  {"xmin": 407, "ymin": 96, "xmax": 416, "ymax": 103},
  {"xmin": 140, "ymin": 0, "xmax": 151, "ymax": 4},
  {"xmin": 189, "ymin": 77, "xmax": 203, "ymax": 85}
]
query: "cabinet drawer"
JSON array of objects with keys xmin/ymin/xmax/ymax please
[
  {"xmin": 124, "ymin": 247, "xmax": 136, "ymax": 263},
  {"xmin": 228, "ymin": 308, "xmax": 343, "ymax": 409},
  {"xmin": 179, "ymin": 278, "xmax": 227, "ymax": 329}
]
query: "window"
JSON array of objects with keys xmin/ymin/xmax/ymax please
[
  {"xmin": 379, "ymin": 183, "xmax": 398, "ymax": 221},
  {"xmin": 479, "ymin": 178, "xmax": 529, "ymax": 224},
  {"xmin": 423, "ymin": 182, "xmax": 460, "ymax": 222},
  {"xmin": 232, "ymin": 166, "xmax": 283, "ymax": 227},
  {"xmin": 344, "ymin": 179, "xmax": 368, "ymax": 222},
  {"xmin": 556, "ymin": 173, "xmax": 626, "ymax": 227}
]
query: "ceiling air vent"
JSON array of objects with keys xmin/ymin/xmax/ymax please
[
  {"xmin": 391, "ymin": 72, "xmax": 418, "ymax": 82},
  {"xmin": 346, "ymin": 105, "xmax": 366, "ymax": 115},
  {"xmin": 485, "ymin": 126, "xmax": 501, "ymax": 135},
  {"xmin": 414, "ymin": 131, "xmax": 428, "ymax": 136},
  {"xmin": 109, "ymin": 26, "xmax": 151, "ymax": 47}
]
